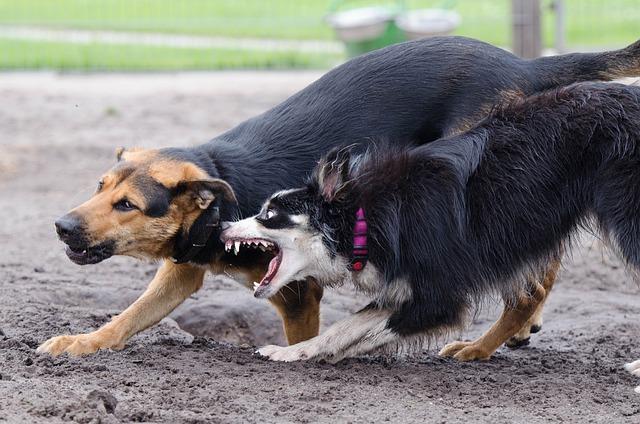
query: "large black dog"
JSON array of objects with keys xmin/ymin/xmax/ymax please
[
  {"xmin": 41, "ymin": 37, "xmax": 640, "ymax": 357},
  {"xmin": 222, "ymin": 82, "xmax": 640, "ymax": 382}
]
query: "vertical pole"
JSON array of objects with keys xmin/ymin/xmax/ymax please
[
  {"xmin": 553, "ymin": 0, "xmax": 566, "ymax": 54},
  {"xmin": 512, "ymin": 0, "xmax": 542, "ymax": 58}
]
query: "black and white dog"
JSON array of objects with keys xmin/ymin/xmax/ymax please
[{"xmin": 221, "ymin": 82, "xmax": 640, "ymax": 380}]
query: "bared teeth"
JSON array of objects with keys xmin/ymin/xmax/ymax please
[
  {"xmin": 253, "ymin": 281, "xmax": 260, "ymax": 291},
  {"xmin": 224, "ymin": 239, "xmax": 276, "ymax": 254}
]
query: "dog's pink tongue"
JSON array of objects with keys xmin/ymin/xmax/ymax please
[{"xmin": 260, "ymin": 256, "xmax": 279, "ymax": 286}]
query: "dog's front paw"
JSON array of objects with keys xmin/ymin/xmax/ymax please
[
  {"xmin": 37, "ymin": 332, "xmax": 123, "ymax": 357},
  {"xmin": 625, "ymin": 360, "xmax": 640, "ymax": 394},
  {"xmin": 624, "ymin": 360, "xmax": 640, "ymax": 394},
  {"xmin": 438, "ymin": 340, "xmax": 492, "ymax": 361},
  {"xmin": 256, "ymin": 344, "xmax": 312, "ymax": 362}
]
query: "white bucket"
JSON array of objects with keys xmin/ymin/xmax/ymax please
[
  {"xmin": 396, "ymin": 9, "xmax": 461, "ymax": 39},
  {"xmin": 326, "ymin": 7, "xmax": 396, "ymax": 42}
]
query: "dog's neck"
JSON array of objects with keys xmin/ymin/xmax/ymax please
[
  {"xmin": 169, "ymin": 143, "xmax": 244, "ymax": 266},
  {"xmin": 171, "ymin": 197, "xmax": 223, "ymax": 264},
  {"xmin": 196, "ymin": 140, "xmax": 291, "ymax": 218}
]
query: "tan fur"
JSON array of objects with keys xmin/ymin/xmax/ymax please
[
  {"xmin": 38, "ymin": 148, "xmax": 322, "ymax": 356},
  {"xmin": 215, "ymin": 257, "xmax": 324, "ymax": 345},
  {"xmin": 599, "ymin": 41, "xmax": 640, "ymax": 80},
  {"xmin": 269, "ymin": 279, "xmax": 323, "ymax": 345},
  {"xmin": 439, "ymin": 259, "xmax": 560, "ymax": 361},
  {"xmin": 506, "ymin": 259, "xmax": 559, "ymax": 347},
  {"xmin": 443, "ymin": 89, "xmax": 526, "ymax": 137},
  {"xmin": 69, "ymin": 177, "xmax": 184, "ymax": 259},
  {"xmin": 37, "ymin": 261, "xmax": 205, "ymax": 356},
  {"xmin": 118, "ymin": 147, "xmax": 157, "ymax": 163},
  {"xmin": 444, "ymin": 92, "xmax": 564, "ymax": 358}
]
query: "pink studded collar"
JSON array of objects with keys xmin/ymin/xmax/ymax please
[{"xmin": 351, "ymin": 208, "xmax": 368, "ymax": 272}]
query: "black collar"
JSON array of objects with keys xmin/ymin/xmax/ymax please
[{"xmin": 171, "ymin": 197, "xmax": 222, "ymax": 264}]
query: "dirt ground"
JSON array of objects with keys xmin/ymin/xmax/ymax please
[{"xmin": 1, "ymin": 72, "xmax": 640, "ymax": 423}]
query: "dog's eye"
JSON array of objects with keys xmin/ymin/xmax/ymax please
[
  {"xmin": 96, "ymin": 180, "xmax": 104, "ymax": 192},
  {"xmin": 114, "ymin": 199, "xmax": 137, "ymax": 212},
  {"xmin": 256, "ymin": 207, "xmax": 277, "ymax": 224}
]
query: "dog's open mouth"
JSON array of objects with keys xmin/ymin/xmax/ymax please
[
  {"xmin": 224, "ymin": 238, "xmax": 281, "ymax": 291},
  {"xmin": 64, "ymin": 241, "xmax": 115, "ymax": 265}
]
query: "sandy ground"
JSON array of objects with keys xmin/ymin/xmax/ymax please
[{"xmin": 1, "ymin": 72, "xmax": 640, "ymax": 423}]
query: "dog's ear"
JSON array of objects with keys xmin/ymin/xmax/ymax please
[
  {"xmin": 115, "ymin": 147, "xmax": 126, "ymax": 161},
  {"xmin": 177, "ymin": 178, "xmax": 237, "ymax": 209},
  {"xmin": 317, "ymin": 148, "xmax": 351, "ymax": 202},
  {"xmin": 115, "ymin": 147, "xmax": 146, "ymax": 162}
]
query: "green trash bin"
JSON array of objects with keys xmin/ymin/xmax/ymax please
[{"xmin": 326, "ymin": 1, "xmax": 407, "ymax": 57}]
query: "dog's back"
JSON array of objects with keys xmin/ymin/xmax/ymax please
[
  {"xmin": 467, "ymin": 82, "xmax": 640, "ymax": 277},
  {"xmin": 323, "ymin": 83, "xmax": 640, "ymax": 333},
  {"xmin": 208, "ymin": 37, "xmax": 640, "ymax": 215},
  {"xmin": 255, "ymin": 37, "xmax": 640, "ymax": 144},
  {"xmin": 366, "ymin": 82, "xmax": 640, "ymax": 312}
]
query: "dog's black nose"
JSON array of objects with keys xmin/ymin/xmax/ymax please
[{"xmin": 55, "ymin": 214, "xmax": 81, "ymax": 240}]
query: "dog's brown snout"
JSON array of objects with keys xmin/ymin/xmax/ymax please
[{"xmin": 55, "ymin": 214, "xmax": 82, "ymax": 242}]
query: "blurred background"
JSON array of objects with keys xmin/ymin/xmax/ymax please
[
  {"xmin": 0, "ymin": 0, "xmax": 638, "ymax": 71},
  {"xmin": 0, "ymin": 5, "xmax": 639, "ymax": 421}
]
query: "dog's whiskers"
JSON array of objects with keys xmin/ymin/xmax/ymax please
[{"xmin": 277, "ymin": 291, "xmax": 288, "ymax": 305}]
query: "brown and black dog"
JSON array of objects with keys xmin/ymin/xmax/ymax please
[{"xmin": 37, "ymin": 36, "xmax": 640, "ymax": 357}]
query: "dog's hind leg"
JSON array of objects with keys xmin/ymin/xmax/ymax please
[
  {"xmin": 37, "ymin": 260, "xmax": 205, "ymax": 357},
  {"xmin": 506, "ymin": 258, "xmax": 561, "ymax": 348},
  {"xmin": 439, "ymin": 280, "xmax": 546, "ymax": 361},
  {"xmin": 268, "ymin": 278, "xmax": 323, "ymax": 345}
]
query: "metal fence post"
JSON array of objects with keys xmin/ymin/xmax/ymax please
[
  {"xmin": 551, "ymin": 0, "xmax": 566, "ymax": 54},
  {"xmin": 512, "ymin": 0, "xmax": 542, "ymax": 58}
]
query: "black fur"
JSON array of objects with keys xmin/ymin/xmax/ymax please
[
  {"xmin": 167, "ymin": 36, "xmax": 640, "ymax": 264},
  {"xmin": 285, "ymin": 82, "xmax": 640, "ymax": 337},
  {"xmin": 132, "ymin": 175, "xmax": 172, "ymax": 218},
  {"xmin": 256, "ymin": 195, "xmax": 300, "ymax": 230}
]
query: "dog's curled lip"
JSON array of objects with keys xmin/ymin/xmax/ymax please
[
  {"xmin": 64, "ymin": 240, "xmax": 115, "ymax": 265},
  {"xmin": 220, "ymin": 234, "xmax": 283, "ymax": 298}
]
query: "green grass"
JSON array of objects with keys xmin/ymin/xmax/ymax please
[
  {"xmin": 0, "ymin": 0, "xmax": 335, "ymax": 40},
  {"xmin": 0, "ymin": 0, "xmax": 637, "ymax": 46},
  {"xmin": 540, "ymin": 0, "xmax": 640, "ymax": 48},
  {"xmin": 0, "ymin": 39, "xmax": 342, "ymax": 70},
  {"xmin": 0, "ymin": 0, "xmax": 637, "ymax": 70}
]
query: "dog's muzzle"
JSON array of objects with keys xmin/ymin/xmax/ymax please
[{"xmin": 55, "ymin": 213, "xmax": 115, "ymax": 265}]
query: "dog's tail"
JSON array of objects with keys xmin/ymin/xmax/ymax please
[{"xmin": 531, "ymin": 39, "xmax": 640, "ymax": 88}]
